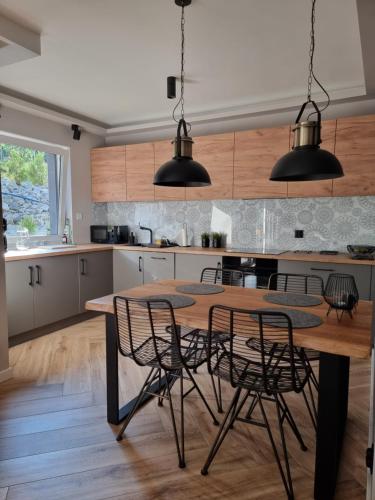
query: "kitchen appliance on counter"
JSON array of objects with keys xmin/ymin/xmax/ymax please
[
  {"xmin": 347, "ymin": 245, "xmax": 375, "ymax": 260},
  {"xmin": 90, "ymin": 225, "xmax": 129, "ymax": 244}
]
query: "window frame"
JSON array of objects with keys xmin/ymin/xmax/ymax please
[{"xmin": 0, "ymin": 133, "xmax": 70, "ymax": 246}]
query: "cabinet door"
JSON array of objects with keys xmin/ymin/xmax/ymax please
[
  {"xmin": 91, "ymin": 146, "xmax": 126, "ymax": 202},
  {"xmin": 126, "ymin": 143, "xmax": 155, "ymax": 201},
  {"xmin": 175, "ymin": 254, "xmax": 222, "ymax": 282},
  {"xmin": 186, "ymin": 133, "xmax": 234, "ymax": 200},
  {"xmin": 143, "ymin": 252, "xmax": 175, "ymax": 284},
  {"xmin": 233, "ymin": 126, "xmax": 289, "ymax": 199},
  {"xmin": 33, "ymin": 256, "xmax": 79, "ymax": 328},
  {"xmin": 277, "ymin": 260, "xmax": 371, "ymax": 300},
  {"xmin": 113, "ymin": 250, "xmax": 143, "ymax": 292},
  {"xmin": 287, "ymin": 120, "xmax": 336, "ymax": 198},
  {"xmin": 333, "ymin": 115, "xmax": 375, "ymax": 196},
  {"xmin": 79, "ymin": 251, "xmax": 113, "ymax": 312},
  {"xmin": 154, "ymin": 140, "xmax": 186, "ymax": 201},
  {"xmin": 5, "ymin": 260, "xmax": 35, "ymax": 336}
]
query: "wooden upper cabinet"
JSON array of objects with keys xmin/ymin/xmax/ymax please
[
  {"xmin": 186, "ymin": 133, "xmax": 234, "ymax": 200},
  {"xmin": 126, "ymin": 143, "xmax": 155, "ymax": 201},
  {"xmin": 287, "ymin": 120, "xmax": 336, "ymax": 198},
  {"xmin": 233, "ymin": 126, "xmax": 289, "ymax": 199},
  {"xmin": 333, "ymin": 114, "xmax": 375, "ymax": 196},
  {"xmin": 154, "ymin": 140, "xmax": 186, "ymax": 201},
  {"xmin": 91, "ymin": 146, "xmax": 126, "ymax": 202}
]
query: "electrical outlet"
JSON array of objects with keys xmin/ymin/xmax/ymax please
[{"xmin": 295, "ymin": 229, "xmax": 304, "ymax": 238}]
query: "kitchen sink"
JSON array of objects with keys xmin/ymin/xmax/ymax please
[{"xmin": 38, "ymin": 245, "xmax": 78, "ymax": 250}]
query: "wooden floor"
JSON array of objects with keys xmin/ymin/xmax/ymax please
[{"xmin": 0, "ymin": 316, "xmax": 369, "ymax": 499}]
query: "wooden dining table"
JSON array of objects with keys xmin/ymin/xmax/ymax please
[{"xmin": 86, "ymin": 279, "xmax": 374, "ymax": 500}]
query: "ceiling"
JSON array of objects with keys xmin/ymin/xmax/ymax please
[{"xmin": 0, "ymin": 0, "xmax": 366, "ymax": 128}]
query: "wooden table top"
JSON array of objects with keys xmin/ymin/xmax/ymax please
[{"xmin": 86, "ymin": 280, "xmax": 374, "ymax": 360}]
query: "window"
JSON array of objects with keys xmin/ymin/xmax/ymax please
[{"xmin": 0, "ymin": 144, "xmax": 62, "ymax": 237}]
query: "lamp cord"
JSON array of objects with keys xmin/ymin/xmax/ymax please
[
  {"xmin": 306, "ymin": 0, "xmax": 330, "ymax": 118},
  {"xmin": 172, "ymin": 3, "xmax": 191, "ymax": 132}
]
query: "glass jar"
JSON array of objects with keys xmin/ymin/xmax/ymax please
[{"xmin": 16, "ymin": 228, "xmax": 30, "ymax": 251}]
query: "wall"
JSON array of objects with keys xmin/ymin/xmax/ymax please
[
  {"xmin": 93, "ymin": 196, "xmax": 375, "ymax": 252},
  {"xmin": 0, "ymin": 105, "xmax": 104, "ymax": 243}
]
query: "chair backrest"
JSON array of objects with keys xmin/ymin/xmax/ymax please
[
  {"xmin": 201, "ymin": 267, "xmax": 245, "ymax": 287},
  {"xmin": 113, "ymin": 296, "xmax": 180, "ymax": 371},
  {"xmin": 268, "ymin": 273, "xmax": 324, "ymax": 295},
  {"xmin": 207, "ymin": 304, "xmax": 300, "ymax": 394}
]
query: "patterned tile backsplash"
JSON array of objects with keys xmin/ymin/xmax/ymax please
[{"xmin": 92, "ymin": 196, "xmax": 375, "ymax": 251}]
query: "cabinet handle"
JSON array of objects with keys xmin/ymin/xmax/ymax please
[
  {"xmin": 138, "ymin": 256, "xmax": 143, "ymax": 272},
  {"xmin": 217, "ymin": 262, "xmax": 222, "ymax": 269},
  {"xmin": 310, "ymin": 267, "xmax": 336, "ymax": 272},
  {"xmin": 80, "ymin": 258, "xmax": 86, "ymax": 275},
  {"xmin": 28, "ymin": 266, "xmax": 34, "ymax": 286},
  {"xmin": 35, "ymin": 265, "xmax": 41, "ymax": 285},
  {"xmin": 150, "ymin": 257, "xmax": 167, "ymax": 260}
]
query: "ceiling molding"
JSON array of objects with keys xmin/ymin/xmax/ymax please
[
  {"xmin": 0, "ymin": 13, "xmax": 40, "ymax": 67},
  {"xmin": 0, "ymin": 82, "xmax": 367, "ymax": 139},
  {"xmin": 106, "ymin": 83, "xmax": 366, "ymax": 136}
]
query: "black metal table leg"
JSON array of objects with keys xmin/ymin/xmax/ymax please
[
  {"xmin": 314, "ymin": 352, "xmax": 350, "ymax": 500},
  {"xmin": 105, "ymin": 313, "xmax": 170, "ymax": 425}
]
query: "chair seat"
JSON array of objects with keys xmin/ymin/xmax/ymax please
[
  {"xmin": 213, "ymin": 351, "xmax": 310, "ymax": 394},
  {"xmin": 183, "ymin": 328, "xmax": 231, "ymax": 345},
  {"xmin": 247, "ymin": 337, "xmax": 320, "ymax": 363},
  {"xmin": 131, "ymin": 333, "xmax": 208, "ymax": 370}
]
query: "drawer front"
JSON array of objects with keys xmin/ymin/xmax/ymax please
[
  {"xmin": 175, "ymin": 254, "xmax": 223, "ymax": 282},
  {"xmin": 278, "ymin": 260, "xmax": 372, "ymax": 299},
  {"xmin": 143, "ymin": 252, "xmax": 175, "ymax": 284}
]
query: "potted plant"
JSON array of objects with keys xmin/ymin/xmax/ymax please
[
  {"xmin": 201, "ymin": 232, "xmax": 210, "ymax": 248},
  {"xmin": 211, "ymin": 232, "xmax": 222, "ymax": 248}
]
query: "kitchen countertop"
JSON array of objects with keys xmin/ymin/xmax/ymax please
[
  {"xmin": 4, "ymin": 244, "xmax": 113, "ymax": 262},
  {"xmin": 4, "ymin": 243, "xmax": 375, "ymax": 266},
  {"xmin": 112, "ymin": 244, "xmax": 375, "ymax": 266}
]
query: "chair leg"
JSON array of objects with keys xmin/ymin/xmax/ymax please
[
  {"xmin": 116, "ymin": 367, "xmax": 158, "ymax": 442},
  {"xmin": 201, "ymin": 387, "xmax": 242, "ymax": 475},
  {"xmin": 258, "ymin": 394, "xmax": 295, "ymax": 500},
  {"xmin": 279, "ymin": 394, "xmax": 308, "ymax": 451},
  {"xmin": 210, "ymin": 372, "xmax": 224, "ymax": 414},
  {"xmin": 185, "ymin": 367, "xmax": 219, "ymax": 426},
  {"xmin": 165, "ymin": 369, "xmax": 186, "ymax": 468}
]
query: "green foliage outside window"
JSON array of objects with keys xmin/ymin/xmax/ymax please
[
  {"xmin": 19, "ymin": 215, "xmax": 37, "ymax": 235},
  {"xmin": 0, "ymin": 145, "xmax": 48, "ymax": 186}
]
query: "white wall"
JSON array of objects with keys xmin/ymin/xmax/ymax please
[{"xmin": 0, "ymin": 105, "xmax": 104, "ymax": 242}]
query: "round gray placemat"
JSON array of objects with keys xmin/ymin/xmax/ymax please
[
  {"xmin": 251, "ymin": 307, "xmax": 323, "ymax": 329},
  {"xmin": 175, "ymin": 283, "xmax": 225, "ymax": 295},
  {"xmin": 141, "ymin": 294, "xmax": 195, "ymax": 309},
  {"xmin": 264, "ymin": 292, "xmax": 322, "ymax": 307}
]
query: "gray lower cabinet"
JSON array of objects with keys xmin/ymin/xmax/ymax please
[
  {"xmin": 33, "ymin": 255, "xmax": 79, "ymax": 328},
  {"xmin": 6, "ymin": 260, "xmax": 35, "ymax": 336},
  {"xmin": 6, "ymin": 255, "xmax": 80, "ymax": 336},
  {"xmin": 278, "ymin": 259, "xmax": 372, "ymax": 300},
  {"xmin": 78, "ymin": 251, "xmax": 113, "ymax": 312},
  {"xmin": 143, "ymin": 252, "xmax": 175, "ymax": 284},
  {"xmin": 175, "ymin": 254, "xmax": 223, "ymax": 282},
  {"xmin": 113, "ymin": 250, "xmax": 143, "ymax": 292}
]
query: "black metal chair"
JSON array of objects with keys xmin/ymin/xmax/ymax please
[
  {"xmin": 113, "ymin": 296, "xmax": 219, "ymax": 468},
  {"xmin": 201, "ymin": 305, "xmax": 311, "ymax": 500},
  {"xmin": 183, "ymin": 267, "xmax": 245, "ymax": 412},
  {"xmin": 268, "ymin": 272, "xmax": 324, "ymax": 428}
]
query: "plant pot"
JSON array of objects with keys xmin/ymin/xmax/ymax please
[
  {"xmin": 201, "ymin": 237, "xmax": 210, "ymax": 248},
  {"xmin": 212, "ymin": 237, "xmax": 221, "ymax": 248}
]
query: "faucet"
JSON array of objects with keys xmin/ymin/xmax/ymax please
[{"xmin": 139, "ymin": 223, "xmax": 153, "ymax": 245}]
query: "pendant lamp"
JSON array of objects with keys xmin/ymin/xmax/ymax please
[
  {"xmin": 154, "ymin": 0, "xmax": 211, "ymax": 187},
  {"xmin": 270, "ymin": 0, "xmax": 344, "ymax": 182}
]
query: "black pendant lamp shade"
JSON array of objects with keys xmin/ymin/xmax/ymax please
[
  {"xmin": 270, "ymin": 0, "xmax": 344, "ymax": 183},
  {"xmin": 154, "ymin": 119, "xmax": 211, "ymax": 187},
  {"xmin": 270, "ymin": 101, "xmax": 344, "ymax": 182},
  {"xmin": 154, "ymin": 0, "xmax": 211, "ymax": 188}
]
